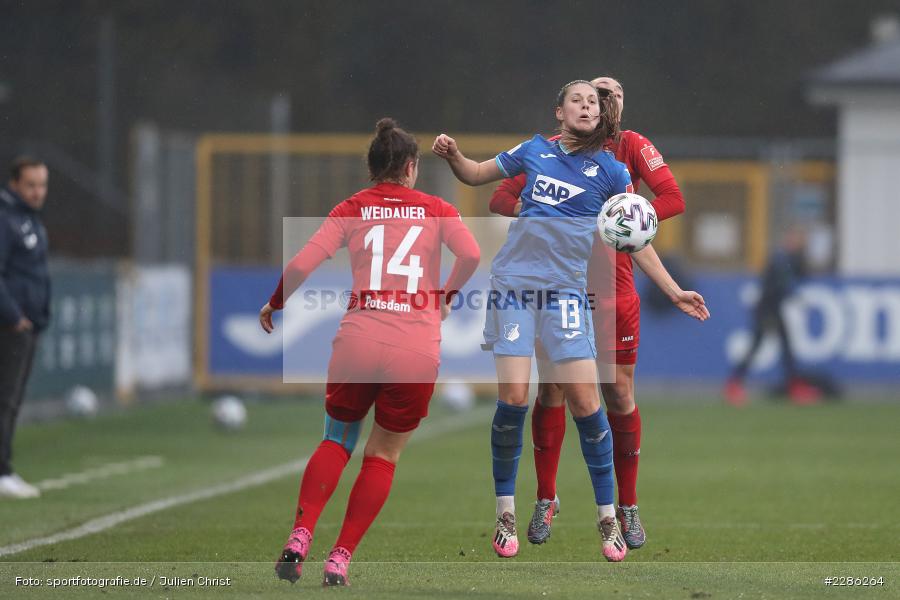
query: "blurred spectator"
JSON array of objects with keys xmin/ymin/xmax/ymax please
[
  {"xmin": 724, "ymin": 226, "xmax": 822, "ymax": 407},
  {"xmin": 0, "ymin": 157, "xmax": 50, "ymax": 499}
]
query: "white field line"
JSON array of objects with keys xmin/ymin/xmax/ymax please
[
  {"xmin": 0, "ymin": 407, "xmax": 491, "ymax": 559},
  {"xmin": 36, "ymin": 456, "xmax": 165, "ymax": 491}
]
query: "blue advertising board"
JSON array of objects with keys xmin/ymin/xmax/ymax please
[
  {"xmin": 206, "ymin": 267, "xmax": 900, "ymax": 384},
  {"xmin": 636, "ymin": 273, "xmax": 900, "ymax": 383}
]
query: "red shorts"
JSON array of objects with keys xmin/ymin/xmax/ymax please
[
  {"xmin": 592, "ymin": 292, "xmax": 640, "ymax": 365},
  {"xmin": 325, "ymin": 335, "xmax": 439, "ymax": 433}
]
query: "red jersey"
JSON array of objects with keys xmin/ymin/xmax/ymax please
[
  {"xmin": 270, "ymin": 182, "xmax": 480, "ymax": 360},
  {"xmin": 489, "ymin": 130, "xmax": 684, "ymax": 297}
]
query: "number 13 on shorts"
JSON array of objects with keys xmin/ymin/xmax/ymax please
[{"xmin": 560, "ymin": 298, "xmax": 581, "ymax": 329}]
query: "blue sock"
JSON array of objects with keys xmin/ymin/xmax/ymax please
[
  {"xmin": 574, "ymin": 409, "xmax": 615, "ymax": 506},
  {"xmin": 491, "ymin": 401, "xmax": 528, "ymax": 497}
]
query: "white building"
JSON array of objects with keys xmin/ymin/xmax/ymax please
[{"xmin": 809, "ymin": 19, "xmax": 900, "ymax": 275}]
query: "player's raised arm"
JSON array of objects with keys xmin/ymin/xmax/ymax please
[
  {"xmin": 432, "ymin": 134, "xmax": 504, "ymax": 186},
  {"xmin": 632, "ymin": 243, "xmax": 709, "ymax": 321}
]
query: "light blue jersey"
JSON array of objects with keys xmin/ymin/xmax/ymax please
[
  {"xmin": 492, "ymin": 135, "xmax": 632, "ymax": 287},
  {"xmin": 482, "ymin": 135, "xmax": 631, "ymax": 362},
  {"xmin": 486, "ymin": 134, "xmax": 622, "ymax": 511}
]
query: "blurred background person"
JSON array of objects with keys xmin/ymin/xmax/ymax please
[
  {"xmin": 724, "ymin": 226, "xmax": 820, "ymax": 407},
  {"xmin": 0, "ymin": 157, "xmax": 50, "ymax": 499}
]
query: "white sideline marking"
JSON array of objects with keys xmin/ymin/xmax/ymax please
[
  {"xmin": 0, "ymin": 407, "xmax": 491, "ymax": 558},
  {"xmin": 36, "ymin": 456, "xmax": 165, "ymax": 491}
]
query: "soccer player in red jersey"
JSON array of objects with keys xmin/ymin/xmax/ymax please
[
  {"xmin": 261, "ymin": 118, "xmax": 480, "ymax": 586},
  {"xmin": 489, "ymin": 76, "xmax": 686, "ymax": 550}
]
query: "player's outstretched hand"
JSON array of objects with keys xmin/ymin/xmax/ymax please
[
  {"xmin": 432, "ymin": 134, "xmax": 458, "ymax": 159},
  {"xmin": 672, "ymin": 290, "xmax": 710, "ymax": 321},
  {"xmin": 259, "ymin": 302, "xmax": 277, "ymax": 333}
]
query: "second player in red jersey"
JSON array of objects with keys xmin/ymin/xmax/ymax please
[
  {"xmin": 488, "ymin": 76, "xmax": 686, "ymax": 550},
  {"xmin": 263, "ymin": 118, "xmax": 480, "ymax": 587}
]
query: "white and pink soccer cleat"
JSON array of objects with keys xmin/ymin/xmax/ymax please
[
  {"xmin": 275, "ymin": 526, "xmax": 312, "ymax": 583},
  {"xmin": 323, "ymin": 546, "xmax": 352, "ymax": 587},
  {"xmin": 599, "ymin": 516, "xmax": 628, "ymax": 562},
  {"xmin": 492, "ymin": 512, "xmax": 520, "ymax": 558}
]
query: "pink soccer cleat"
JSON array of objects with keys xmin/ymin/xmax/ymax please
[
  {"xmin": 275, "ymin": 526, "xmax": 312, "ymax": 583},
  {"xmin": 323, "ymin": 546, "xmax": 352, "ymax": 587},
  {"xmin": 492, "ymin": 512, "xmax": 519, "ymax": 558},
  {"xmin": 599, "ymin": 516, "xmax": 628, "ymax": 562}
]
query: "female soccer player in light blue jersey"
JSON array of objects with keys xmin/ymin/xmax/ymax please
[{"xmin": 433, "ymin": 80, "xmax": 708, "ymax": 562}]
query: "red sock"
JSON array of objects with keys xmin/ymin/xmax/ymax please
[
  {"xmin": 294, "ymin": 440, "xmax": 350, "ymax": 532},
  {"xmin": 334, "ymin": 456, "xmax": 396, "ymax": 554},
  {"xmin": 607, "ymin": 406, "xmax": 641, "ymax": 506},
  {"xmin": 532, "ymin": 401, "xmax": 566, "ymax": 501}
]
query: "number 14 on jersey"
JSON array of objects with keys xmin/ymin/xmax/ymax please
[{"xmin": 363, "ymin": 225, "xmax": 424, "ymax": 294}]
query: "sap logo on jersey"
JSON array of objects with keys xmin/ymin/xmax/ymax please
[{"xmin": 531, "ymin": 175, "xmax": 586, "ymax": 206}]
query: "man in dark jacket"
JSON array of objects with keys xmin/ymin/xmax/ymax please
[
  {"xmin": 0, "ymin": 157, "xmax": 50, "ymax": 499},
  {"xmin": 724, "ymin": 226, "xmax": 821, "ymax": 406}
]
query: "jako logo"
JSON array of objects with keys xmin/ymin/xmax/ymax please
[{"xmin": 531, "ymin": 175, "xmax": 586, "ymax": 206}]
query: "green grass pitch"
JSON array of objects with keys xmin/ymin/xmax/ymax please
[{"xmin": 0, "ymin": 396, "xmax": 897, "ymax": 598}]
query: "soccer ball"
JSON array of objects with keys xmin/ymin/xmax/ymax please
[
  {"xmin": 439, "ymin": 381, "xmax": 475, "ymax": 412},
  {"xmin": 65, "ymin": 385, "xmax": 99, "ymax": 418},
  {"xmin": 597, "ymin": 193, "xmax": 658, "ymax": 253},
  {"xmin": 211, "ymin": 396, "xmax": 247, "ymax": 431}
]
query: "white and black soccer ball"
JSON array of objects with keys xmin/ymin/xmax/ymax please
[
  {"xmin": 65, "ymin": 385, "xmax": 99, "ymax": 418},
  {"xmin": 439, "ymin": 381, "xmax": 475, "ymax": 412},
  {"xmin": 598, "ymin": 193, "xmax": 658, "ymax": 253},
  {"xmin": 211, "ymin": 395, "xmax": 247, "ymax": 431}
]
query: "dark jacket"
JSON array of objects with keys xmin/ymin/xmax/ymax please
[
  {"xmin": 758, "ymin": 249, "xmax": 806, "ymax": 309},
  {"xmin": 0, "ymin": 186, "xmax": 50, "ymax": 332}
]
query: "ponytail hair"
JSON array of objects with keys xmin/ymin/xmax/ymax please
[
  {"xmin": 367, "ymin": 117, "xmax": 419, "ymax": 182},
  {"xmin": 556, "ymin": 80, "xmax": 620, "ymax": 155}
]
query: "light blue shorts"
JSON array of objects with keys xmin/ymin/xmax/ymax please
[{"xmin": 482, "ymin": 274, "xmax": 596, "ymax": 363}]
